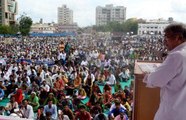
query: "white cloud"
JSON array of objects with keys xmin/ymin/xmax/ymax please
[
  {"xmin": 171, "ymin": 0, "xmax": 186, "ymax": 13},
  {"xmin": 169, "ymin": 0, "xmax": 186, "ymax": 23},
  {"xmin": 17, "ymin": 0, "xmax": 186, "ymax": 27}
]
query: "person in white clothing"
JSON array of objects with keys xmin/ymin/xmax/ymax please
[
  {"xmin": 20, "ymin": 99, "xmax": 34, "ymax": 119},
  {"xmin": 40, "ymin": 80, "xmax": 50, "ymax": 92},
  {"xmin": 58, "ymin": 109, "xmax": 70, "ymax": 120},
  {"xmin": 110, "ymin": 99, "xmax": 126, "ymax": 112},
  {"xmin": 106, "ymin": 72, "xmax": 116, "ymax": 85},
  {"xmin": 44, "ymin": 100, "xmax": 58, "ymax": 120},
  {"xmin": 81, "ymin": 59, "xmax": 88, "ymax": 66},
  {"xmin": 143, "ymin": 23, "xmax": 186, "ymax": 120}
]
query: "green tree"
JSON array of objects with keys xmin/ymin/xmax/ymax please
[
  {"xmin": 19, "ymin": 15, "xmax": 33, "ymax": 36},
  {"xmin": 0, "ymin": 25, "xmax": 11, "ymax": 34},
  {"xmin": 93, "ymin": 18, "xmax": 138, "ymax": 34},
  {"xmin": 0, "ymin": 25, "xmax": 19, "ymax": 36},
  {"xmin": 10, "ymin": 24, "xmax": 19, "ymax": 34},
  {"xmin": 124, "ymin": 18, "xmax": 138, "ymax": 34},
  {"xmin": 107, "ymin": 22, "xmax": 122, "ymax": 32}
]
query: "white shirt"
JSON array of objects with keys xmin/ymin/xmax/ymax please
[
  {"xmin": 60, "ymin": 52, "xmax": 66, "ymax": 60},
  {"xmin": 40, "ymin": 70, "xmax": 46, "ymax": 81},
  {"xmin": 21, "ymin": 105, "xmax": 34, "ymax": 119},
  {"xmin": 125, "ymin": 69, "xmax": 130, "ymax": 78},
  {"xmin": 45, "ymin": 76, "xmax": 53, "ymax": 87},
  {"xmin": 5, "ymin": 102, "xmax": 19, "ymax": 111},
  {"xmin": 144, "ymin": 42, "xmax": 186, "ymax": 120},
  {"xmin": 106, "ymin": 74, "xmax": 116, "ymax": 85},
  {"xmin": 104, "ymin": 59, "xmax": 111, "ymax": 67},
  {"xmin": 58, "ymin": 52, "xmax": 66, "ymax": 60},
  {"xmin": 81, "ymin": 60, "xmax": 88, "ymax": 66},
  {"xmin": 110, "ymin": 104, "xmax": 126, "ymax": 111},
  {"xmin": 60, "ymin": 115, "xmax": 70, "ymax": 120},
  {"xmin": 41, "ymin": 84, "xmax": 50, "ymax": 92},
  {"xmin": 44, "ymin": 104, "xmax": 57, "ymax": 120}
]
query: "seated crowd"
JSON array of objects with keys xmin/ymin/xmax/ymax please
[{"xmin": 0, "ymin": 38, "xmax": 133, "ymax": 120}]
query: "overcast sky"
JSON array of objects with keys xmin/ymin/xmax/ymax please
[{"xmin": 18, "ymin": 0, "xmax": 186, "ymax": 27}]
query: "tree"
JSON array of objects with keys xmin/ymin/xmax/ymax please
[
  {"xmin": 93, "ymin": 18, "xmax": 138, "ymax": 34},
  {"xmin": 0, "ymin": 25, "xmax": 19, "ymax": 36},
  {"xmin": 19, "ymin": 15, "xmax": 33, "ymax": 36},
  {"xmin": 10, "ymin": 24, "xmax": 19, "ymax": 34},
  {"xmin": 0, "ymin": 25, "xmax": 11, "ymax": 34},
  {"xmin": 123, "ymin": 18, "xmax": 138, "ymax": 34}
]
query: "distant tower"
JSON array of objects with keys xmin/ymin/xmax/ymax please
[
  {"xmin": 39, "ymin": 18, "xmax": 43, "ymax": 24},
  {"xmin": 168, "ymin": 17, "xmax": 173, "ymax": 22},
  {"xmin": 57, "ymin": 5, "xmax": 73, "ymax": 24}
]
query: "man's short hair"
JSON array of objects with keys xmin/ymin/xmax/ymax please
[
  {"xmin": 38, "ymin": 106, "xmax": 44, "ymax": 109},
  {"xmin": 164, "ymin": 23, "xmax": 186, "ymax": 41},
  {"xmin": 22, "ymin": 99, "xmax": 28, "ymax": 103},
  {"xmin": 115, "ymin": 99, "xmax": 121, "ymax": 106},
  {"xmin": 79, "ymin": 104, "xmax": 86, "ymax": 109}
]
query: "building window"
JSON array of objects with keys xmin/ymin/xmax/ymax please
[{"xmin": 5, "ymin": 13, "xmax": 8, "ymax": 19}]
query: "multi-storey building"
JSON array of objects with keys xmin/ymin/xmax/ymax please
[
  {"xmin": 96, "ymin": 4, "xmax": 126, "ymax": 26},
  {"xmin": 57, "ymin": 5, "xmax": 78, "ymax": 32},
  {"xmin": 55, "ymin": 23, "xmax": 78, "ymax": 33},
  {"xmin": 31, "ymin": 23, "xmax": 55, "ymax": 33},
  {"xmin": 58, "ymin": 5, "xmax": 73, "ymax": 25},
  {"xmin": 138, "ymin": 18, "xmax": 174, "ymax": 35},
  {"xmin": 0, "ymin": 0, "xmax": 18, "ymax": 25}
]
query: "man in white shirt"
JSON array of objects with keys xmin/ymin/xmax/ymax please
[
  {"xmin": 44, "ymin": 100, "xmax": 58, "ymax": 120},
  {"xmin": 20, "ymin": 99, "xmax": 34, "ymax": 119},
  {"xmin": 45, "ymin": 73, "xmax": 53, "ymax": 87},
  {"xmin": 58, "ymin": 51, "xmax": 66, "ymax": 65},
  {"xmin": 40, "ymin": 80, "xmax": 50, "ymax": 92},
  {"xmin": 106, "ymin": 72, "xmax": 116, "ymax": 85},
  {"xmin": 143, "ymin": 23, "xmax": 186, "ymax": 120},
  {"xmin": 81, "ymin": 59, "xmax": 88, "ymax": 66}
]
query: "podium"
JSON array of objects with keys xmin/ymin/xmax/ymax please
[{"xmin": 133, "ymin": 61, "xmax": 161, "ymax": 120}]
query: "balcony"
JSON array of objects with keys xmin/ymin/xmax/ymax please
[{"xmin": 7, "ymin": 0, "xmax": 13, "ymax": 6}]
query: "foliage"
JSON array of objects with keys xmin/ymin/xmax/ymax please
[
  {"xmin": 0, "ymin": 25, "xmax": 11, "ymax": 34},
  {"xmin": 93, "ymin": 18, "xmax": 138, "ymax": 34},
  {"xmin": 124, "ymin": 18, "xmax": 138, "ymax": 34},
  {"xmin": 10, "ymin": 24, "xmax": 19, "ymax": 34},
  {"xmin": 19, "ymin": 15, "xmax": 33, "ymax": 36},
  {"xmin": 0, "ymin": 24, "xmax": 19, "ymax": 35}
]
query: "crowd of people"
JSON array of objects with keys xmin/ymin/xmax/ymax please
[{"xmin": 0, "ymin": 33, "xmax": 165, "ymax": 120}]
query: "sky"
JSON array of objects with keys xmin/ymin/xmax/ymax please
[{"xmin": 18, "ymin": 0, "xmax": 186, "ymax": 27}]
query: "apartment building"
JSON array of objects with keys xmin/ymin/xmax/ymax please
[
  {"xmin": 96, "ymin": 4, "xmax": 126, "ymax": 26},
  {"xmin": 138, "ymin": 18, "xmax": 174, "ymax": 35},
  {"xmin": 57, "ymin": 5, "xmax": 73, "ymax": 25},
  {"xmin": 0, "ymin": 0, "xmax": 18, "ymax": 25}
]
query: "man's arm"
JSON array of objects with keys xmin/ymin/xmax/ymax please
[{"xmin": 145, "ymin": 53, "xmax": 183, "ymax": 88}]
